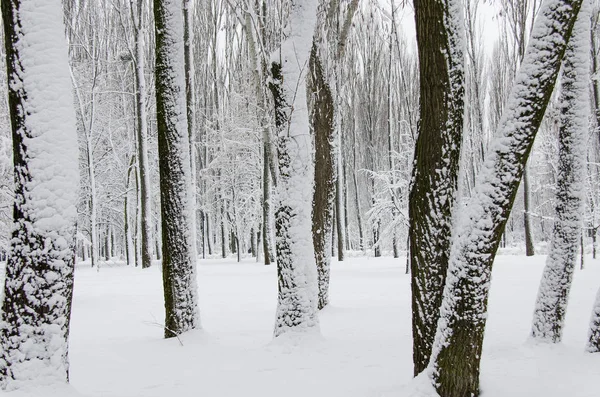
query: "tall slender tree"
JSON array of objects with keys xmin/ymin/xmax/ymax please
[
  {"xmin": 154, "ymin": 0, "xmax": 200, "ymax": 338},
  {"xmin": 409, "ymin": 0, "xmax": 465, "ymax": 376},
  {"xmin": 309, "ymin": 0, "xmax": 359, "ymax": 310},
  {"xmin": 531, "ymin": 0, "xmax": 590, "ymax": 343},
  {"xmin": 0, "ymin": 0, "xmax": 79, "ymax": 388},
  {"xmin": 131, "ymin": 0, "xmax": 154, "ymax": 269},
  {"xmin": 272, "ymin": 0, "xmax": 320, "ymax": 337}
]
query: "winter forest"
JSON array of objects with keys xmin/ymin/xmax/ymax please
[{"xmin": 0, "ymin": 0, "xmax": 599, "ymax": 396}]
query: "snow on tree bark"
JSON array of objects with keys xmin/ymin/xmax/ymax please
[
  {"xmin": 309, "ymin": 0, "xmax": 359, "ymax": 310},
  {"xmin": 272, "ymin": 0, "xmax": 320, "ymax": 337},
  {"xmin": 0, "ymin": 0, "xmax": 79, "ymax": 389},
  {"xmin": 531, "ymin": 0, "xmax": 590, "ymax": 343},
  {"xmin": 154, "ymin": 0, "xmax": 200, "ymax": 338},
  {"xmin": 427, "ymin": 1, "xmax": 584, "ymax": 396},
  {"xmin": 409, "ymin": 0, "xmax": 465, "ymax": 376},
  {"xmin": 588, "ymin": 285, "xmax": 600, "ymax": 352}
]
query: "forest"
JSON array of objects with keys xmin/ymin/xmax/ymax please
[{"xmin": 0, "ymin": 0, "xmax": 599, "ymax": 396}]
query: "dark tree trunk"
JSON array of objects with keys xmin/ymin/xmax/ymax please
[
  {"xmin": 410, "ymin": 0, "xmax": 465, "ymax": 376},
  {"xmin": 154, "ymin": 0, "xmax": 200, "ymax": 338},
  {"xmin": 251, "ymin": 227, "xmax": 256, "ymax": 257},
  {"xmin": 309, "ymin": 42, "xmax": 335, "ymax": 310},
  {"xmin": 200, "ymin": 211, "xmax": 206, "ymax": 259},
  {"xmin": 588, "ymin": 286, "xmax": 600, "ymax": 352},
  {"xmin": 523, "ymin": 168, "xmax": 535, "ymax": 256},
  {"xmin": 336, "ymin": 177, "xmax": 345, "ymax": 261},
  {"xmin": 220, "ymin": 198, "xmax": 226, "ymax": 259},
  {"xmin": 206, "ymin": 213, "xmax": 213, "ymax": 255},
  {"xmin": 262, "ymin": 144, "xmax": 272, "ymax": 265}
]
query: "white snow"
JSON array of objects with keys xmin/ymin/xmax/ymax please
[
  {"xmin": 0, "ymin": 254, "xmax": 598, "ymax": 396},
  {"xmin": 0, "ymin": 0, "xmax": 79, "ymax": 389},
  {"xmin": 272, "ymin": 0, "xmax": 320, "ymax": 336}
]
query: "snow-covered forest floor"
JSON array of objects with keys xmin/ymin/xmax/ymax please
[{"xmin": 1, "ymin": 254, "xmax": 598, "ymax": 397}]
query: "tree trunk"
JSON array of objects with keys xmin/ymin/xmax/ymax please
[
  {"xmin": 271, "ymin": 0, "xmax": 320, "ymax": 337},
  {"xmin": 309, "ymin": 41, "xmax": 335, "ymax": 310},
  {"xmin": 523, "ymin": 167, "xmax": 535, "ymax": 256},
  {"xmin": 532, "ymin": 4, "xmax": 589, "ymax": 342},
  {"xmin": 336, "ymin": 166, "xmax": 345, "ymax": 261},
  {"xmin": 588, "ymin": 285, "xmax": 600, "ymax": 352},
  {"xmin": 154, "ymin": 0, "xmax": 200, "ymax": 338},
  {"xmin": 132, "ymin": 0, "xmax": 154, "ymax": 269},
  {"xmin": 263, "ymin": 144, "xmax": 272, "ymax": 265},
  {"xmin": 206, "ymin": 213, "xmax": 213, "ymax": 255},
  {"xmin": 410, "ymin": 0, "xmax": 465, "ymax": 376},
  {"xmin": 0, "ymin": 0, "xmax": 79, "ymax": 387},
  {"xmin": 429, "ymin": 2, "xmax": 584, "ymax": 395},
  {"xmin": 183, "ymin": 0, "xmax": 198, "ymax": 255}
]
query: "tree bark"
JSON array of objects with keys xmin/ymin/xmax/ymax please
[
  {"xmin": 309, "ymin": 40, "xmax": 335, "ymax": 310},
  {"xmin": 531, "ymin": 3, "xmax": 589, "ymax": 342},
  {"xmin": 154, "ymin": 0, "xmax": 200, "ymax": 338},
  {"xmin": 132, "ymin": 0, "xmax": 154, "ymax": 269},
  {"xmin": 0, "ymin": 0, "xmax": 79, "ymax": 387},
  {"xmin": 429, "ymin": 1, "xmax": 584, "ymax": 395},
  {"xmin": 524, "ymin": 168, "xmax": 536, "ymax": 256},
  {"xmin": 588, "ymin": 285, "xmax": 600, "ymax": 352},
  {"xmin": 271, "ymin": 0, "xmax": 320, "ymax": 337},
  {"xmin": 410, "ymin": 0, "xmax": 465, "ymax": 376}
]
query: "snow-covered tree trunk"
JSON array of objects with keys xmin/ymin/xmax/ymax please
[
  {"xmin": 588, "ymin": 286, "xmax": 600, "ymax": 352},
  {"xmin": 154, "ymin": 0, "xmax": 200, "ymax": 338},
  {"xmin": 272, "ymin": 0, "xmax": 319, "ymax": 337},
  {"xmin": 531, "ymin": 1, "xmax": 590, "ymax": 343},
  {"xmin": 409, "ymin": 0, "xmax": 465, "ymax": 376},
  {"xmin": 0, "ymin": 0, "xmax": 79, "ymax": 388},
  {"xmin": 427, "ymin": 1, "xmax": 584, "ymax": 396},
  {"xmin": 132, "ymin": 0, "xmax": 154, "ymax": 269}
]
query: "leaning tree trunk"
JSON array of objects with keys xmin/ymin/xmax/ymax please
[
  {"xmin": 428, "ymin": 1, "xmax": 584, "ymax": 396},
  {"xmin": 272, "ymin": 0, "xmax": 320, "ymax": 337},
  {"xmin": 409, "ymin": 0, "xmax": 465, "ymax": 376},
  {"xmin": 154, "ymin": 0, "xmax": 200, "ymax": 338},
  {"xmin": 531, "ymin": 2, "xmax": 590, "ymax": 343},
  {"xmin": 0, "ymin": 0, "xmax": 79, "ymax": 388}
]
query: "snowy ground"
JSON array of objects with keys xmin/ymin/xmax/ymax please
[{"xmin": 1, "ymin": 254, "xmax": 599, "ymax": 397}]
